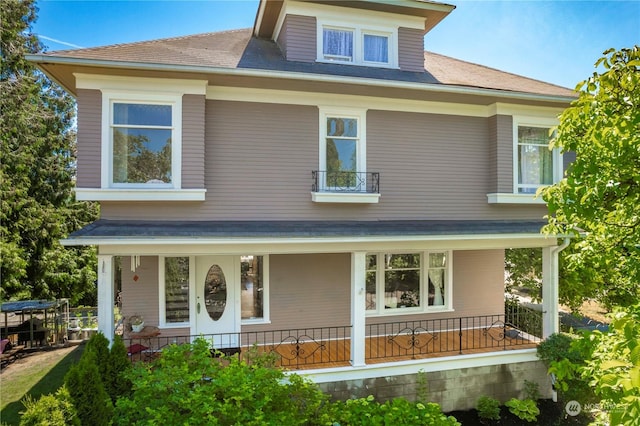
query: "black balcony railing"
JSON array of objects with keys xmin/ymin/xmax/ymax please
[{"xmin": 312, "ymin": 171, "xmax": 380, "ymax": 193}]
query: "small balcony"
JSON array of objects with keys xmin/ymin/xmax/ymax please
[{"xmin": 311, "ymin": 171, "xmax": 380, "ymax": 203}]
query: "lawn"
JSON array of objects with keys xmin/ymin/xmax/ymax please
[{"xmin": 1, "ymin": 344, "xmax": 85, "ymax": 425}]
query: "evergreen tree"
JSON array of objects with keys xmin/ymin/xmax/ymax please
[{"xmin": 0, "ymin": 0, "xmax": 98, "ymax": 303}]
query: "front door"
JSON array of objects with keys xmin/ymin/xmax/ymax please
[{"xmin": 194, "ymin": 256, "xmax": 239, "ymax": 348}]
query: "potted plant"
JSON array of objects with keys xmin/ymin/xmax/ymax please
[{"xmin": 129, "ymin": 315, "xmax": 144, "ymax": 333}]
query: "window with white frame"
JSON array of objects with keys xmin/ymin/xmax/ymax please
[
  {"xmin": 241, "ymin": 255, "xmax": 269, "ymax": 323},
  {"xmin": 319, "ymin": 108, "xmax": 366, "ymax": 191},
  {"xmin": 160, "ymin": 256, "xmax": 190, "ymax": 326},
  {"xmin": 103, "ymin": 92, "xmax": 182, "ymax": 189},
  {"xmin": 365, "ymin": 252, "xmax": 451, "ymax": 314},
  {"xmin": 319, "ymin": 23, "xmax": 396, "ymax": 67},
  {"xmin": 514, "ymin": 117, "xmax": 561, "ymax": 194}
]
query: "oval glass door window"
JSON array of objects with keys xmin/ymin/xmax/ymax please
[{"xmin": 204, "ymin": 264, "xmax": 227, "ymax": 321}]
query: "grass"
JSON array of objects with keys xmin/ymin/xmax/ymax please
[{"xmin": 0, "ymin": 345, "xmax": 85, "ymax": 425}]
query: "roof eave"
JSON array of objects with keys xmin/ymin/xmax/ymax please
[{"xmin": 26, "ymin": 54, "xmax": 576, "ymax": 104}]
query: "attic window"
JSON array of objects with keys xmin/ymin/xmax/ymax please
[{"xmin": 318, "ymin": 23, "xmax": 396, "ymax": 68}]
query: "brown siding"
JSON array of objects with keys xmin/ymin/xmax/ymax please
[
  {"xmin": 76, "ymin": 89, "xmax": 102, "ymax": 188},
  {"xmin": 245, "ymin": 253, "xmax": 351, "ymax": 332},
  {"xmin": 121, "ymin": 256, "xmax": 160, "ymax": 327},
  {"xmin": 398, "ymin": 27, "xmax": 425, "ymax": 72},
  {"xmin": 101, "ymin": 102, "xmax": 548, "ymax": 220},
  {"xmin": 182, "ymin": 94, "xmax": 205, "ymax": 188},
  {"xmin": 278, "ymin": 14, "xmax": 316, "ymax": 63},
  {"xmin": 495, "ymin": 115, "xmax": 514, "ymax": 193}
]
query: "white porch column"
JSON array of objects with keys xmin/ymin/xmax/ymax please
[
  {"xmin": 351, "ymin": 251, "xmax": 367, "ymax": 367},
  {"xmin": 97, "ymin": 254, "xmax": 115, "ymax": 345},
  {"xmin": 542, "ymin": 246, "xmax": 559, "ymax": 338}
]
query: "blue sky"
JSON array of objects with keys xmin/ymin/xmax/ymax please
[{"xmin": 34, "ymin": 0, "xmax": 639, "ymax": 89}]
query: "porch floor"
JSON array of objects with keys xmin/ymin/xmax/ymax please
[{"xmin": 253, "ymin": 327, "xmax": 537, "ymax": 370}]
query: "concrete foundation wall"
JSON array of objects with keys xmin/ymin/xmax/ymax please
[{"xmin": 317, "ymin": 360, "xmax": 551, "ymax": 413}]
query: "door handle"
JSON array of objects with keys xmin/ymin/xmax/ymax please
[{"xmin": 197, "ymin": 302, "xmax": 201, "ymax": 314}]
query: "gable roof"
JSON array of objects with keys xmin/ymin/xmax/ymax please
[{"xmin": 30, "ymin": 28, "xmax": 575, "ymax": 99}]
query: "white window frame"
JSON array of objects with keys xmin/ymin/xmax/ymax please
[
  {"xmin": 318, "ymin": 106, "xmax": 367, "ymax": 187},
  {"xmin": 365, "ymin": 251, "xmax": 453, "ymax": 317},
  {"xmin": 317, "ymin": 21, "xmax": 397, "ymax": 68},
  {"xmin": 158, "ymin": 256, "xmax": 194, "ymax": 328},
  {"xmin": 512, "ymin": 116, "xmax": 562, "ymax": 195},
  {"xmin": 240, "ymin": 255, "xmax": 270, "ymax": 325},
  {"xmin": 102, "ymin": 91, "xmax": 182, "ymax": 190}
]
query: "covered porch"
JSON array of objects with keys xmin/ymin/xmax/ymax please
[{"xmin": 63, "ymin": 220, "xmax": 565, "ymax": 374}]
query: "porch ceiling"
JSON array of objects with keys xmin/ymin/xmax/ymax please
[{"xmin": 64, "ymin": 219, "xmax": 555, "ymax": 250}]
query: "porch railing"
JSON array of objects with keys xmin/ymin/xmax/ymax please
[{"xmin": 123, "ymin": 312, "xmax": 541, "ymax": 368}]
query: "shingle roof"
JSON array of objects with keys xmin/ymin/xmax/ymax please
[
  {"xmin": 44, "ymin": 29, "xmax": 575, "ymax": 97},
  {"xmin": 69, "ymin": 219, "xmax": 547, "ymax": 240}
]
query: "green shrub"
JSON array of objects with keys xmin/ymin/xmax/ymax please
[
  {"xmin": 523, "ymin": 380, "xmax": 540, "ymax": 401},
  {"xmin": 328, "ymin": 396, "xmax": 460, "ymax": 426},
  {"xmin": 476, "ymin": 396, "xmax": 500, "ymax": 421},
  {"xmin": 114, "ymin": 337, "xmax": 330, "ymax": 425},
  {"xmin": 505, "ymin": 398, "xmax": 539, "ymax": 423},
  {"xmin": 65, "ymin": 351, "xmax": 113, "ymax": 426},
  {"xmin": 105, "ymin": 335, "xmax": 132, "ymax": 402},
  {"xmin": 536, "ymin": 332, "xmax": 580, "ymax": 366},
  {"xmin": 19, "ymin": 386, "xmax": 79, "ymax": 426}
]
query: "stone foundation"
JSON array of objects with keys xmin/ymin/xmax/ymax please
[{"xmin": 317, "ymin": 360, "xmax": 551, "ymax": 412}]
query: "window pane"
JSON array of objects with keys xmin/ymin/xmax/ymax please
[
  {"xmin": 364, "ymin": 34, "xmax": 388, "ymax": 63},
  {"xmin": 241, "ymin": 256, "xmax": 264, "ymax": 320},
  {"xmin": 323, "ymin": 29, "xmax": 353, "ymax": 60},
  {"xmin": 385, "ymin": 254, "xmax": 420, "ymax": 269},
  {"xmin": 327, "ymin": 117, "xmax": 357, "ymax": 137},
  {"xmin": 518, "ymin": 126, "xmax": 553, "ymax": 193},
  {"xmin": 385, "ymin": 269, "xmax": 420, "ymax": 308},
  {"xmin": 366, "ymin": 270, "xmax": 377, "ymax": 310},
  {"xmin": 112, "ymin": 128, "xmax": 172, "ymax": 184},
  {"xmin": 114, "ymin": 103, "xmax": 171, "ymax": 126},
  {"xmin": 429, "ymin": 252, "xmax": 446, "ymax": 268},
  {"xmin": 366, "ymin": 254, "xmax": 377, "ymax": 270},
  {"xmin": 165, "ymin": 257, "xmax": 189, "ymax": 323},
  {"xmin": 326, "ymin": 139, "xmax": 357, "ymax": 173}
]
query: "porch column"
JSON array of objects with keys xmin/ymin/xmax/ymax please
[
  {"xmin": 97, "ymin": 254, "xmax": 115, "ymax": 345},
  {"xmin": 351, "ymin": 252, "xmax": 367, "ymax": 367},
  {"xmin": 541, "ymin": 246, "xmax": 558, "ymax": 338}
]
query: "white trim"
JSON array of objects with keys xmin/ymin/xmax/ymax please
[
  {"xmin": 512, "ymin": 115, "xmax": 563, "ymax": 195},
  {"xmin": 298, "ymin": 348, "xmax": 539, "ymax": 383},
  {"xmin": 97, "ymin": 255, "xmax": 115, "ymax": 344},
  {"xmin": 490, "ymin": 103, "xmax": 566, "ymax": 118},
  {"xmin": 75, "ymin": 188, "xmax": 206, "ymax": 201},
  {"xmin": 208, "ymin": 86, "xmax": 488, "ymax": 118},
  {"xmin": 74, "ymin": 235, "xmax": 560, "ymax": 253},
  {"xmin": 486, "ymin": 193, "xmax": 546, "ymax": 204},
  {"xmin": 311, "ymin": 192, "xmax": 380, "ymax": 204},
  {"xmin": 351, "ymin": 252, "xmax": 367, "ymax": 367},
  {"xmin": 75, "ymin": 73, "xmax": 207, "ymax": 94},
  {"xmin": 158, "ymin": 256, "xmax": 192, "ymax": 328},
  {"xmin": 101, "ymin": 92, "xmax": 183, "ymax": 190}
]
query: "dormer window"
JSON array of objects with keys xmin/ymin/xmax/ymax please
[{"xmin": 318, "ymin": 22, "xmax": 397, "ymax": 68}]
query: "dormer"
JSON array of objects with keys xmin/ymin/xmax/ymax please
[{"xmin": 254, "ymin": 0, "xmax": 455, "ymax": 72}]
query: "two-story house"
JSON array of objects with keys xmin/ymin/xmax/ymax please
[{"xmin": 29, "ymin": 0, "xmax": 576, "ymax": 411}]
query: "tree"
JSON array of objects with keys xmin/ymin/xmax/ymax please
[
  {"xmin": 542, "ymin": 46, "xmax": 640, "ymax": 309},
  {"xmin": 0, "ymin": 0, "xmax": 99, "ymax": 304}
]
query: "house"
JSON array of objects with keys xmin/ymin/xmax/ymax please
[{"xmin": 28, "ymin": 0, "xmax": 576, "ymax": 411}]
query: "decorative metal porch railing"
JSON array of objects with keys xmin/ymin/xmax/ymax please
[
  {"xmin": 312, "ymin": 171, "xmax": 380, "ymax": 193},
  {"xmin": 366, "ymin": 313, "xmax": 542, "ymax": 361},
  {"xmin": 123, "ymin": 312, "xmax": 541, "ymax": 368}
]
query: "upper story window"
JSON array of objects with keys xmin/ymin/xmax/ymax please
[
  {"xmin": 514, "ymin": 117, "xmax": 562, "ymax": 194},
  {"xmin": 365, "ymin": 251, "xmax": 452, "ymax": 315},
  {"xmin": 104, "ymin": 92, "xmax": 182, "ymax": 190},
  {"xmin": 318, "ymin": 22, "xmax": 397, "ymax": 68},
  {"xmin": 111, "ymin": 102, "xmax": 175, "ymax": 186}
]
